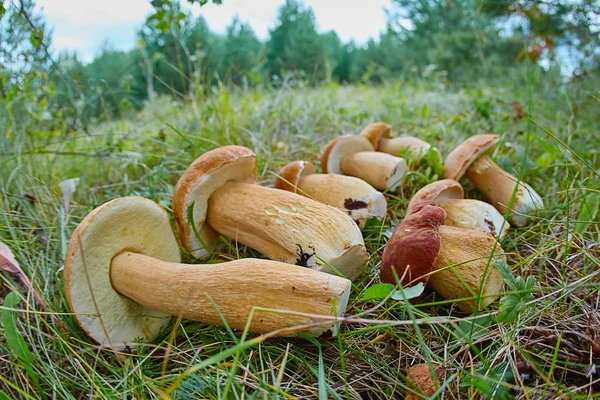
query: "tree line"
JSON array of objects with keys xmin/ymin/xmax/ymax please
[{"xmin": 1, "ymin": 0, "xmax": 598, "ymax": 130}]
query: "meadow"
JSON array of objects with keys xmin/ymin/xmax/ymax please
[{"xmin": 1, "ymin": 67, "xmax": 599, "ymax": 399}]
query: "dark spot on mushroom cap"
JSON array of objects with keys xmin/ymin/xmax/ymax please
[
  {"xmin": 484, "ymin": 219, "xmax": 496, "ymax": 236},
  {"xmin": 344, "ymin": 198, "xmax": 369, "ymax": 210},
  {"xmin": 380, "ymin": 200, "xmax": 446, "ymax": 286},
  {"xmin": 295, "ymin": 244, "xmax": 316, "ymax": 267}
]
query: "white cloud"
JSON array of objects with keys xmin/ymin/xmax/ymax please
[{"xmin": 35, "ymin": 0, "xmax": 393, "ymax": 61}]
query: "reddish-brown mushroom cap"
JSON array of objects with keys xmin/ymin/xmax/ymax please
[
  {"xmin": 406, "ymin": 363, "xmax": 444, "ymax": 400},
  {"xmin": 444, "ymin": 134, "xmax": 499, "ymax": 181},
  {"xmin": 380, "ymin": 201, "xmax": 446, "ymax": 286},
  {"xmin": 274, "ymin": 160, "xmax": 316, "ymax": 193}
]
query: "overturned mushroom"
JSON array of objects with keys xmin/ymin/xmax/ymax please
[
  {"xmin": 274, "ymin": 160, "xmax": 387, "ymax": 227},
  {"xmin": 408, "ymin": 179, "xmax": 510, "ymax": 239},
  {"xmin": 360, "ymin": 122, "xmax": 440, "ymax": 160},
  {"xmin": 173, "ymin": 146, "xmax": 368, "ymax": 281},
  {"xmin": 444, "ymin": 134, "xmax": 543, "ymax": 227},
  {"xmin": 321, "ymin": 135, "xmax": 406, "ymax": 191},
  {"xmin": 381, "ymin": 201, "xmax": 504, "ymax": 313},
  {"xmin": 64, "ymin": 197, "xmax": 352, "ymax": 349}
]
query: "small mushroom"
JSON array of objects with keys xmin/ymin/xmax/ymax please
[
  {"xmin": 64, "ymin": 197, "xmax": 352, "ymax": 349},
  {"xmin": 444, "ymin": 134, "xmax": 543, "ymax": 227},
  {"xmin": 173, "ymin": 146, "xmax": 368, "ymax": 281},
  {"xmin": 408, "ymin": 179, "xmax": 510, "ymax": 239},
  {"xmin": 381, "ymin": 201, "xmax": 504, "ymax": 313},
  {"xmin": 405, "ymin": 363, "xmax": 445, "ymax": 400},
  {"xmin": 321, "ymin": 135, "xmax": 406, "ymax": 191},
  {"xmin": 360, "ymin": 122, "xmax": 441, "ymax": 160},
  {"xmin": 274, "ymin": 160, "xmax": 387, "ymax": 227}
]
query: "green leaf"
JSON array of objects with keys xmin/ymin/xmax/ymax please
[
  {"xmin": 0, "ymin": 3, "xmax": 6, "ymax": 20},
  {"xmin": 390, "ymin": 283, "xmax": 425, "ymax": 301},
  {"xmin": 360, "ymin": 283, "xmax": 394, "ymax": 302},
  {"xmin": 1, "ymin": 292, "xmax": 32, "ymax": 364},
  {"xmin": 29, "ymin": 29, "xmax": 44, "ymax": 50},
  {"xmin": 422, "ymin": 147, "xmax": 444, "ymax": 177},
  {"xmin": 421, "ymin": 103, "xmax": 429, "ymax": 118}
]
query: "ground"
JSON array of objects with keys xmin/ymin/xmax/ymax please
[{"xmin": 0, "ymin": 69, "xmax": 599, "ymax": 399}]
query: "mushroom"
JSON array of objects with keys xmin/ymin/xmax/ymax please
[
  {"xmin": 405, "ymin": 363, "xmax": 445, "ymax": 400},
  {"xmin": 381, "ymin": 201, "xmax": 504, "ymax": 313},
  {"xmin": 321, "ymin": 135, "xmax": 406, "ymax": 191},
  {"xmin": 173, "ymin": 146, "xmax": 368, "ymax": 281},
  {"xmin": 64, "ymin": 196, "xmax": 352, "ymax": 349},
  {"xmin": 408, "ymin": 179, "xmax": 510, "ymax": 239},
  {"xmin": 274, "ymin": 160, "xmax": 387, "ymax": 227},
  {"xmin": 360, "ymin": 122, "xmax": 441, "ymax": 160},
  {"xmin": 444, "ymin": 134, "xmax": 543, "ymax": 227}
]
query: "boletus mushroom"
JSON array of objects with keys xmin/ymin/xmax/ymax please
[
  {"xmin": 274, "ymin": 160, "xmax": 387, "ymax": 227},
  {"xmin": 360, "ymin": 122, "xmax": 441, "ymax": 160},
  {"xmin": 444, "ymin": 134, "xmax": 543, "ymax": 227},
  {"xmin": 408, "ymin": 179, "xmax": 510, "ymax": 239},
  {"xmin": 381, "ymin": 201, "xmax": 504, "ymax": 313},
  {"xmin": 64, "ymin": 197, "xmax": 352, "ymax": 349},
  {"xmin": 405, "ymin": 363, "xmax": 445, "ymax": 400},
  {"xmin": 173, "ymin": 146, "xmax": 368, "ymax": 281},
  {"xmin": 321, "ymin": 135, "xmax": 406, "ymax": 191}
]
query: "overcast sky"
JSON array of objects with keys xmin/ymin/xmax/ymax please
[{"xmin": 34, "ymin": 0, "xmax": 393, "ymax": 63}]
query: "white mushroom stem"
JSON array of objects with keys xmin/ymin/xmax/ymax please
[
  {"xmin": 378, "ymin": 136, "xmax": 432, "ymax": 155},
  {"xmin": 111, "ymin": 252, "xmax": 350, "ymax": 336},
  {"xmin": 339, "ymin": 151, "xmax": 406, "ymax": 191},
  {"xmin": 294, "ymin": 174, "xmax": 387, "ymax": 227},
  {"xmin": 465, "ymin": 155, "xmax": 543, "ymax": 227},
  {"xmin": 428, "ymin": 226, "xmax": 504, "ymax": 313},
  {"xmin": 207, "ymin": 182, "xmax": 367, "ymax": 280}
]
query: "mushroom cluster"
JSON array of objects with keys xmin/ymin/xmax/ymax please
[{"xmin": 62, "ymin": 125, "xmax": 542, "ymax": 353}]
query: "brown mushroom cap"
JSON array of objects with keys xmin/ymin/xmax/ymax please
[
  {"xmin": 407, "ymin": 179, "xmax": 464, "ymax": 214},
  {"xmin": 274, "ymin": 160, "xmax": 316, "ymax": 193},
  {"xmin": 64, "ymin": 197, "xmax": 181, "ymax": 348},
  {"xmin": 406, "ymin": 363, "xmax": 444, "ymax": 400},
  {"xmin": 173, "ymin": 146, "xmax": 256, "ymax": 259},
  {"xmin": 321, "ymin": 135, "xmax": 374, "ymax": 174},
  {"xmin": 444, "ymin": 134, "xmax": 499, "ymax": 181},
  {"xmin": 380, "ymin": 201, "xmax": 447, "ymax": 285},
  {"xmin": 359, "ymin": 122, "xmax": 392, "ymax": 149}
]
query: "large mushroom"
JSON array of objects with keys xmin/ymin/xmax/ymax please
[
  {"xmin": 64, "ymin": 197, "xmax": 352, "ymax": 349},
  {"xmin": 321, "ymin": 135, "xmax": 406, "ymax": 191},
  {"xmin": 360, "ymin": 122, "xmax": 440, "ymax": 159},
  {"xmin": 173, "ymin": 146, "xmax": 368, "ymax": 281},
  {"xmin": 274, "ymin": 160, "xmax": 387, "ymax": 227},
  {"xmin": 408, "ymin": 179, "xmax": 510, "ymax": 239},
  {"xmin": 381, "ymin": 201, "xmax": 504, "ymax": 313},
  {"xmin": 444, "ymin": 134, "xmax": 543, "ymax": 227}
]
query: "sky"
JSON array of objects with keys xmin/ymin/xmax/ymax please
[{"xmin": 34, "ymin": 0, "xmax": 393, "ymax": 63}]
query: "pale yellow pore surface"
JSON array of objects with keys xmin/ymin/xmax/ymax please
[
  {"xmin": 63, "ymin": 197, "xmax": 181, "ymax": 349},
  {"xmin": 111, "ymin": 253, "xmax": 351, "ymax": 337},
  {"xmin": 177, "ymin": 155, "xmax": 256, "ymax": 259},
  {"xmin": 429, "ymin": 225, "xmax": 505, "ymax": 313},
  {"xmin": 466, "ymin": 155, "xmax": 544, "ymax": 227},
  {"xmin": 296, "ymin": 174, "xmax": 387, "ymax": 226},
  {"xmin": 207, "ymin": 182, "xmax": 368, "ymax": 281},
  {"xmin": 438, "ymin": 199, "xmax": 510, "ymax": 239},
  {"xmin": 340, "ymin": 151, "xmax": 406, "ymax": 191}
]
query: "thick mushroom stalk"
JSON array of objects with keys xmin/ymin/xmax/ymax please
[
  {"xmin": 64, "ymin": 197, "xmax": 351, "ymax": 349},
  {"xmin": 274, "ymin": 160, "xmax": 387, "ymax": 227},
  {"xmin": 360, "ymin": 122, "xmax": 441, "ymax": 160},
  {"xmin": 381, "ymin": 201, "xmax": 504, "ymax": 313},
  {"xmin": 444, "ymin": 134, "xmax": 544, "ymax": 227},
  {"xmin": 321, "ymin": 135, "xmax": 406, "ymax": 191},
  {"xmin": 173, "ymin": 146, "xmax": 368, "ymax": 281},
  {"xmin": 408, "ymin": 179, "xmax": 510, "ymax": 239}
]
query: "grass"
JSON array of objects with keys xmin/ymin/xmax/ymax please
[{"xmin": 1, "ymin": 69, "xmax": 599, "ymax": 399}]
